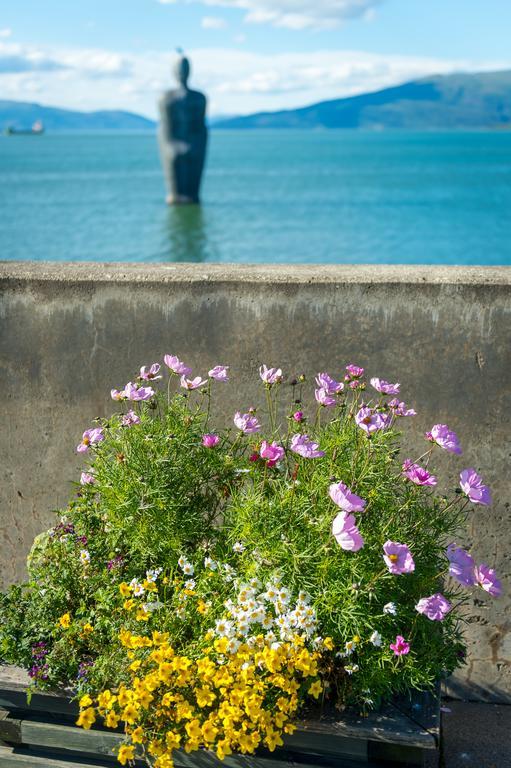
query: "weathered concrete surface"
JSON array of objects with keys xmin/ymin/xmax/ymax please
[{"xmin": 0, "ymin": 262, "xmax": 510, "ymax": 702}]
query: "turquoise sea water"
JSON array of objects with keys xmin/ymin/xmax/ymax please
[{"xmin": 1, "ymin": 130, "xmax": 510, "ymax": 264}]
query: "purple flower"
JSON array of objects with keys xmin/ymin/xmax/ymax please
[
  {"xmin": 290, "ymin": 433, "xmax": 325, "ymax": 459},
  {"xmin": 180, "ymin": 375, "xmax": 208, "ymax": 391},
  {"xmin": 107, "ymin": 555, "xmax": 124, "ymax": 571},
  {"xmin": 260, "ymin": 440, "xmax": 285, "ymax": 466},
  {"xmin": 426, "ymin": 424, "xmax": 462, "ymax": 455},
  {"xmin": 446, "ymin": 544, "xmax": 476, "ymax": 587},
  {"xmin": 383, "ymin": 540, "xmax": 415, "ymax": 575},
  {"xmin": 208, "ymin": 365, "xmax": 229, "ymax": 382},
  {"xmin": 80, "ymin": 472, "xmax": 95, "ymax": 486},
  {"xmin": 389, "ymin": 399, "xmax": 416, "ymax": 417},
  {"xmin": 329, "ymin": 482, "xmax": 366, "ymax": 513},
  {"xmin": 345, "ymin": 364, "xmax": 364, "ymax": 379},
  {"xmin": 402, "ymin": 460, "xmax": 437, "ymax": 487},
  {"xmin": 315, "ymin": 387, "xmax": 336, "ymax": 407},
  {"xmin": 202, "ymin": 433, "xmax": 220, "ymax": 448},
  {"xmin": 474, "ymin": 564, "xmax": 502, "ymax": 597},
  {"xmin": 259, "ymin": 364, "xmax": 283, "ymax": 385},
  {"xmin": 370, "ymin": 378, "xmax": 400, "ymax": 395},
  {"xmin": 76, "ymin": 427, "xmax": 104, "ymax": 453},
  {"xmin": 355, "ymin": 407, "xmax": 389, "ymax": 435},
  {"xmin": 415, "ymin": 593, "xmax": 452, "ymax": 621},
  {"xmin": 121, "ymin": 409, "xmax": 141, "ymax": 427},
  {"xmin": 315, "ymin": 372, "xmax": 343, "ymax": 394},
  {"xmin": 111, "ymin": 388, "xmax": 127, "ymax": 401},
  {"xmin": 139, "ymin": 363, "xmax": 162, "ymax": 381},
  {"xmin": 459, "ymin": 469, "xmax": 492, "ymax": 506},
  {"xmin": 390, "ymin": 635, "xmax": 410, "ymax": 656},
  {"xmin": 293, "ymin": 411, "xmax": 304, "ymax": 422},
  {"xmin": 123, "ymin": 381, "xmax": 155, "ymax": 401},
  {"xmin": 164, "ymin": 354, "xmax": 192, "ymax": 376},
  {"xmin": 332, "ymin": 512, "xmax": 364, "ymax": 551},
  {"xmin": 234, "ymin": 411, "xmax": 261, "ymax": 434}
]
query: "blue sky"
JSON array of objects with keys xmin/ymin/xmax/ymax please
[{"xmin": 2, "ymin": 0, "xmax": 511, "ymax": 116}]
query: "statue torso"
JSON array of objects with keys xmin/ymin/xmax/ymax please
[{"xmin": 159, "ymin": 88, "xmax": 207, "ymax": 144}]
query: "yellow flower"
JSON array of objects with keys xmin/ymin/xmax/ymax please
[
  {"xmin": 79, "ymin": 694, "xmax": 93, "ymax": 709},
  {"xmin": 196, "ymin": 687, "xmax": 216, "ymax": 708},
  {"xmin": 131, "ymin": 726, "xmax": 144, "ymax": 744},
  {"xmin": 97, "ymin": 690, "xmax": 115, "ymax": 709},
  {"xmin": 122, "ymin": 704, "xmax": 140, "ymax": 725},
  {"xmin": 76, "ymin": 707, "xmax": 96, "ymax": 730},
  {"xmin": 308, "ymin": 680, "xmax": 323, "ymax": 700},
  {"xmin": 197, "ymin": 599, "xmax": 209, "ymax": 615},
  {"xmin": 323, "ymin": 637, "xmax": 334, "ymax": 651},
  {"xmin": 119, "ymin": 582, "xmax": 132, "ymax": 597},
  {"xmin": 353, "ymin": 635, "xmax": 361, "ymax": 644},
  {"xmin": 124, "ymin": 599, "xmax": 136, "ymax": 612},
  {"xmin": 216, "ymin": 738, "xmax": 232, "ymax": 760},
  {"xmin": 80, "ymin": 622, "xmax": 94, "ymax": 636},
  {"xmin": 105, "ymin": 711, "xmax": 120, "ymax": 729},
  {"xmin": 165, "ymin": 731, "xmax": 181, "ymax": 750},
  {"xmin": 129, "ymin": 660, "xmax": 142, "ymax": 673},
  {"xmin": 136, "ymin": 606, "xmax": 150, "ymax": 622},
  {"xmin": 117, "ymin": 744, "xmax": 135, "ymax": 765},
  {"xmin": 58, "ymin": 613, "xmax": 71, "ymax": 629},
  {"xmin": 201, "ymin": 721, "xmax": 219, "ymax": 743},
  {"xmin": 185, "ymin": 719, "xmax": 202, "ymax": 742},
  {"xmin": 265, "ymin": 728, "xmax": 283, "ymax": 752}
]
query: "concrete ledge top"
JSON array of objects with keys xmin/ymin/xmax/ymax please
[{"xmin": 1, "ymin": 261, "xmax": 510, "ymax": 287}]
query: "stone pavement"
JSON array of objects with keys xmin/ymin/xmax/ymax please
[{"xmin": 425, "ymin": 700, "xmax": 511, "ymax": 768}]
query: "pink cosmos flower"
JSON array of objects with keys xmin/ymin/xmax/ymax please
[
  {"xmin": 111, "ymin": 388, "xmax": 127, "ymax": 401},
  {"xmin": 389, "ymin": 399, "xmax": 417, "ymax": 417},
  {"xmin": 76, "ymin": 427, "xmax": 104, "ymax": 453},
  {"xmin": 329, "ymin": 482, "xmax": 366, "ymax": 513},
  {"xmin": 290, "ymin": 433, "xmax": 325, "ymax": 459},
  {"xmin": 426, "ymin": 424, "xmax": 462, "ymax": 455},
  {"xmin": 208, "ymin": 365, "xmax": 229, "ymax": 382},
  {"xmin": 180, "ymin": 375, "xmax": 208, "ymax": 391},
  {"xmin": 355, "ymin": 407, "xmax": 389, "ymax": 435},
  {"xmin": 260, "ymin": 440, "xmax": 285, "ymax": 466},
  {"xmin": 234, "ymin": 412, "xmax": 261, "ymax": 434},
  {"xmin": 474, "ymin": 564, "xmax": 502, "ymax": 597},
  {"xmin": 121, "ymin": 410, "xmax": 141, "ymax": 427},
  {"xmin": 402, "ymin": 460, "xmax": 437, "ymax": 487},
  {"xmin": 202, "ymin": 433, "xmax": 220, "ymax": 448},
  {"xmin": 446, "ymin": 544, "xmax": 476, "ymax": 587},
  {"xmin": 293, "ymin": 411, "xmax": 304, "ymax": 422},
  {"xmin": 123, "ymin": 382, "xmax": 155, "ymax": 401},
  {"xmin": 459, "ymin": 469, "xmax": 492, "ymax": 506},
  {"xmin": 139, "ymin": 363, "xmax": 162, "ymax": 381},
  {"xmin": 259, "ymin": 364, "xmax": 283, "ymax": 385},
  {"xmin": 315, "ymin": 387, "xmax": 336, "ymax": 407},
  {"xmin": 383, "ymin": 540, "xmax": 415, "ymax": 575},
  {"xmin": 415, "ymin": 593, "xmax": 452, "ymax": 621},
  {"xmin": 315, "ymin": 372, "xmax": 344, "ymax": 394},
  {"xmin": 332, "ymin": 512, "xmax": 364, "ymax": 551},
  {"xmin": 370, "ymin": 378, "xmax": 400, "ymax": 395},
  {"xmin": 164, "ymin": 355, "xmax": 192, "ymax": 376},
  {"xmin": 345, "ymin": 364, "xmax": 364, "ymax": 379},
  {"xmin": 80, "ymin": 472, "xmax": 95, "ymax": 485},
  {"xmin": 390, "ymin": 635, "xmax": 410, "ymax": 656}
]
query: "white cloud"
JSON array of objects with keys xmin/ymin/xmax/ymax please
[
  {"xmin": 0, "ymin": 40, "xmax": 508, "ymax": 118},
  {"xmin": 201, "ymin": 16, "xmax": 228, "ymax": 29},
  {"xmin": 0, "ymin": 27, "xmax": 12, "ymax": 38},
  {"xmin": 161, "ymin": 0, "xmax": 384, "ymax": 30}
]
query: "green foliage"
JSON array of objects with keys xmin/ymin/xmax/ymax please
[{"xmin": 0, "ymin": 364, "xmax": 472, "ymax": 710}]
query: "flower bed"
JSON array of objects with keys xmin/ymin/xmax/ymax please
[{"xmin": 0, "ymin": 357, "xmax": 500, "ymax": 767}]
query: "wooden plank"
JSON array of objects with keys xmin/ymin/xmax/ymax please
[
  {"xmin": 0, "ymin": 665, "xmax": 437, "ymax": 755},
  {"xmin": 0, "ymin": 744, "xmax": 118, "ymax": 767}
]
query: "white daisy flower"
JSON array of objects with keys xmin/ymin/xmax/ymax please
[
  {"xmin": 370, "ymin": 630, "xmax": 382, "ymax": 647},
  {"xmin": 233, "ymin": 542, "xmax": 245, "ymax": 553},
  {"xmin": 383, "ymin": 602, "xmax": 397, "ymax": 615},
  {"xmin": 204, "ymin": 557, "xmax": 217, "ymax": 570}
]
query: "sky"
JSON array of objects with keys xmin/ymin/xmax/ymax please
[{"xmin": 1, "ymin": 0, "xmax": 511, "ymax": 118}]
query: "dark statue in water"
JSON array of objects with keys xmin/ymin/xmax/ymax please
[{"xmin": 158, "ymin": 54, "xmax": 208, "ymax": 205}]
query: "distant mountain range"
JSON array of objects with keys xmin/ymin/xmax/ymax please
[
  {"xmin": 215, "ymin": 70, "xmax": 511, "ymax": 130},
  {"xmin": 0, "ymin": 100, "xmax": 156, "ymax": 131},
  {"xmin": 2, "ymin": 70, "xmax": 511, "ymax": 132}
]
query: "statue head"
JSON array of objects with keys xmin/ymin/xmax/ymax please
[{"xmin": 174, "ymin": 54, "xmax": 190, "ymax": 87}]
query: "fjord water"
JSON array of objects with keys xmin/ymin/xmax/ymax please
[{"xmin": 1, "ymin": 130, "xmax": 510, "ymax": 264}]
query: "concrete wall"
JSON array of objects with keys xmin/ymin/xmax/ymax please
[{"xmin": 1, "ymin": 262, "xmax": 510, "ymax": 702}]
